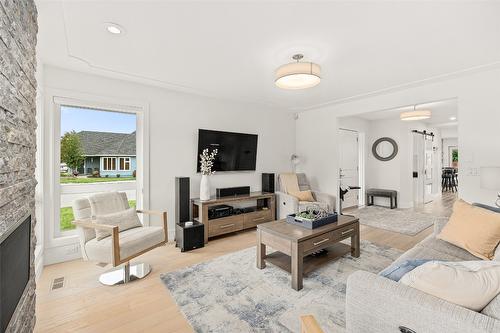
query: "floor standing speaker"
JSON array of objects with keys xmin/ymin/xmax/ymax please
[
  {"xmin": 262, "ymin": 173, "xmax": 275, "ymax": 193},
  {"xmin": 175, "ymin": 177, "xmax": 190, "ymax": 224}
]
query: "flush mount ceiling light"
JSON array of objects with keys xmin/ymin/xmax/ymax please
[
  {"xmin": 449, "ymin": 116, "xmax": 457, "ymax": 121},
  {"xmin": 275, "ymin": 54, "xmax": 321, "ymax": 90},
  {"xmin": 104, "ymin": 22, "xmax": 124, "ymax": 35},
  {"xmin": 400, "ymin": 106, "xmax": 432, "ymax": 121}
]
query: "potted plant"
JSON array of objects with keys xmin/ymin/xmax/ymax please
[{"xmin": 199, "ymin": 148, "xmax": 218, "ymax": 201}]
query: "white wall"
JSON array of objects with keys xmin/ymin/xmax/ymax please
[
  {"xmin": 440, "ymin": 126, "xmax": 458, "ymax": 139},
  {"xmin": 42, "ymin": 65, "xmax": 295, "ymax": 264},
  {"xmin": 295, "ymin": 108, "xmax": 339, "ymax": 196},
  {"xmin": 296, "ymin": 66, "xmax": 500, "ymax": 208}
]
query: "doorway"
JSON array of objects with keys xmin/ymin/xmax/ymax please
[
  {"xmin": 412, "ymin": 130, "xmax": 435, "ymax": 206},
  {"xmin": 339, "ymin": 129, "xmax": 361, "ymax": 209}
]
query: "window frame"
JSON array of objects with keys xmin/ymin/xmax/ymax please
[
  {"xmin": 46, "ymin": 91, "xmax": 149, "ymax": 253},
  {"xmin": 102, "ymin": 157, "xmax": 117, "ymax": 171},
  {"xmin": 118, "ymin": 157, "xmax": 131, "ymax": 171}
]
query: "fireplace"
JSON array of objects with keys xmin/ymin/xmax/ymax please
[{"xmin": 0, "ymin": 215, "xmax": 31, "ymax": 333}]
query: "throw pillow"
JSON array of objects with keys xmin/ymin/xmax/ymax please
[
  {"xmin": 93, "ymin": 208, "xmax": 142, "ymax": 241},
  {"xmin": 437, "ymin": 199, "xmax": 500, "ymax": 260},
  {"xmin": 290, "ymin": 190, "xmax": 315, "ymax": 202},
  {"xmin": 400, "ymin": 261, "xmax": 500, "ymax": 311},
  {"xmin": 379, "ymin": 259, "xmax": 434, "ymax": 282}
]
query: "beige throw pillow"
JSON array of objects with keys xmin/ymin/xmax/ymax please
[
  {"xmin": 290, "ymin": 190, "xmax": 315, "ymax": 202},
  {"xmin": 401, "ymin": 261, "xmax": 500, "ymax": 311},
  {"xmin": 93, "ymin": 208, "xmax": 142, "ymax": 241},
  {"xmin": 437, "ymin": 199, "xmax": 500, "ymax": 260}
]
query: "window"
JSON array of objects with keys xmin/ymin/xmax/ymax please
[
  {"xmin": 119, "ymin": 157, "xmax": 131, "ymax": 171},
  {"xmin": 56, "ymin": 103, "xmax": 142, "ymax": 237},
  {"xmin": 103, "ymin": 157, "xmax": 116, "ymax": 171}
]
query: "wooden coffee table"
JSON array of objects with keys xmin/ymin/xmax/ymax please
[{"xmin": 257, "ymin": 215, "xmax": 360, "ymax": 291}]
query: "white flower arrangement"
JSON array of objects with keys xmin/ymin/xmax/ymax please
[{"xmin": 200, "ymin": 148, "xmax": 218, "ymax": 175}]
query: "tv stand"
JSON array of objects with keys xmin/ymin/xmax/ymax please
[{"xmin": 192, "ymin": 192, "xmax": 276, "ymax": 243}]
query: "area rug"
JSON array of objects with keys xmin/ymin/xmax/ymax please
[
  {"xmin": 160, "ymin": 240, "xmax": 402, "ymax": 333},
  {"xmin": 349, "ymin": 206, "xmax": 449, "ymax": 236}
]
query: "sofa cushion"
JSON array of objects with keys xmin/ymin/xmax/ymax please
[
  {"xmin": 482, "ymin": 294, "xmax": 500, "ymax": 320},
  {"xmin": 437, "ymin": 199, "xmax": 500, "ymax": 260},
  {"xmin": 85, "ymin": 226, "xmax": 165, "ymax": 263},
  {"xmin": 401, "ymin": 261, "xmax": 500, "ymax": 311},
  {"xmin": 474, "ymin": 203, "xmax": 500, "ymax": 214},
  {"xmin": 381, "ymin": 235, "xmax": 479, "ymax": 274},
  {"xmin": 419, "ymin": 235, "xmax": 482, "ymax": 261}
]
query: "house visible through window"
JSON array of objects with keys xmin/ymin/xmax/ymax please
[
  {"xmin": 103, "ymin": 157, "xmax": 116, "ymax": 171},
  {"xmin": 119, "ymin": 157, "xmax": 131, "ymax": 171}
]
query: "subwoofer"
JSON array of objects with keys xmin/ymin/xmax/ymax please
[
  {"xmin": 262, "ymin": 173, "xmax": 275, "ymax": 193},
  {"xmin": 175, "ymin": 177, "xmax": 190, "ymax": 223}
]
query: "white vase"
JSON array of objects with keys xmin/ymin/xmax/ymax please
[{"xmin": 200, "ymin": 175, "xmax": 211, "ymax": 201}]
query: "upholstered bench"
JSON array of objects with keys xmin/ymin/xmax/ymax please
[{"xmin": 366, "ymin": 188, "xmax": 398, "ymax": 209}]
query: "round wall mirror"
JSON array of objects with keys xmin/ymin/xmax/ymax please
[{"xmin": 372, "ymin": 137, "xmax": 398, "ymax": 161}]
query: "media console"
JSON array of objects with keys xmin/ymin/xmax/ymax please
[{"xmin": 191, "ymin": 192, "xmax": 276, "ymax": 244}]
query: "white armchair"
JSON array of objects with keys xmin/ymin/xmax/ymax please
[
  {"xmin": 72, "ymin": 192, "xmax": 168, "ymax": 285},
  {"xmin": 276, "ymin": 173, "xmax": 336, "ymax": 219}
]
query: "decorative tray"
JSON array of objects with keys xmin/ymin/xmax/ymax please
[{"xmin": 286, "ymin": 211, "xmax": 338, "ymax": 229}]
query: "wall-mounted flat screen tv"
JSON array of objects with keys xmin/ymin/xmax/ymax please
[{"xmin": 197, "ymin": 129, "xmax": 258, "ymax": 172}]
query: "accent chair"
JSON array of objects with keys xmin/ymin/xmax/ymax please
[
  {"xmin": 72, "ymin": 191, "xmax": 168, "ymax": 285},
  {"xmin": 275, "ymin": 173, "xmax": 336, "ymax": 219}
]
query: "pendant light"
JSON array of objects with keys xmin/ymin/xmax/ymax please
[
  {"xmin": 275, "ymin": 54, "xmax": 321, "ymax": 90},
  {"xmin": 400, "ymin": 105, "xmax": 432, "ymax": 121}
]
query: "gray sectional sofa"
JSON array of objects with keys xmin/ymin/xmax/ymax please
[{"xmin": 346, "ymin": 217, "xmax": 500, "ymax": 333}]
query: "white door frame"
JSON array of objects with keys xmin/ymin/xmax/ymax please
[
  {"xmin": 42, "ymin": 88, "xmax": 149, "ymax": 263},
  {"xmin": 338, "ymin": 128, "xmax": 365, "ymax": 210}
]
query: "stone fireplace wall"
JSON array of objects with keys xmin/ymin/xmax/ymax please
[{"xmin": 0, "ymin": 0, "xmax": 38, "ymax": 332}]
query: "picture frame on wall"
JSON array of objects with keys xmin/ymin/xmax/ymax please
[{"xmin": 448, "ymin": 146, "xmax": 458, "ymax": 168}]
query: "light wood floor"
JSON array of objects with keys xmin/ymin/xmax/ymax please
[{"xmin": 35, "ymin": 192, "xmax": 457, "ymax": 333}]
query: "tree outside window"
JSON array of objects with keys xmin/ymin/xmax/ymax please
[{"xmin": 60, "ymin": 131, "xmax": 84, "ymax": 175}]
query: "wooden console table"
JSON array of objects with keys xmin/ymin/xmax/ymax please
[{"xmin": 192, "ymin": 192, "xmax": 276, "ymax": 244}]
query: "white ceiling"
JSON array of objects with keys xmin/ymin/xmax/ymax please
[
  {"xmin": 354, "ymin": 98, "xmax": 458, "ymax": 127},
  {"xmin": 36, "ymin": 1, "xmax": 500, "ymax": 111}
]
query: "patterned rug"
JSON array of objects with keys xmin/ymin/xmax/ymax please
[
  {"xmin": 160, "ymin": 240, "xmax": 402, "ymax": 333},
  {"xmin": 349, "ymin": 206, "xmax": 449, "ymax": 236}
]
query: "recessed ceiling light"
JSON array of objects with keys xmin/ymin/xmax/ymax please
[
  {"xmin": 449, "ymin": 116, "xmax": 457, "ymax": 121},
  {"xmin": 104, "ymin": 23, "xmax": 124, "ymax": 35}
]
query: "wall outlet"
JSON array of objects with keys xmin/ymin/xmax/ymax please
[
  {"xmin": 465, "ymin": 167, "xmax": 479, "ymax": 176},
  {"xmin": 65, "ymin": 244, "xmax": 79, "ymax": 255}
]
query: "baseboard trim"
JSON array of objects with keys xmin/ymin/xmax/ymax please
[{"xmin": 44, "ymin": 243, "xmax": 82, "ymax": 265}]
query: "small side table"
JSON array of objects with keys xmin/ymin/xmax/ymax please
[{"xmin": 175, "ymin": 221, "xmax": 205, "ymax": 252}]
